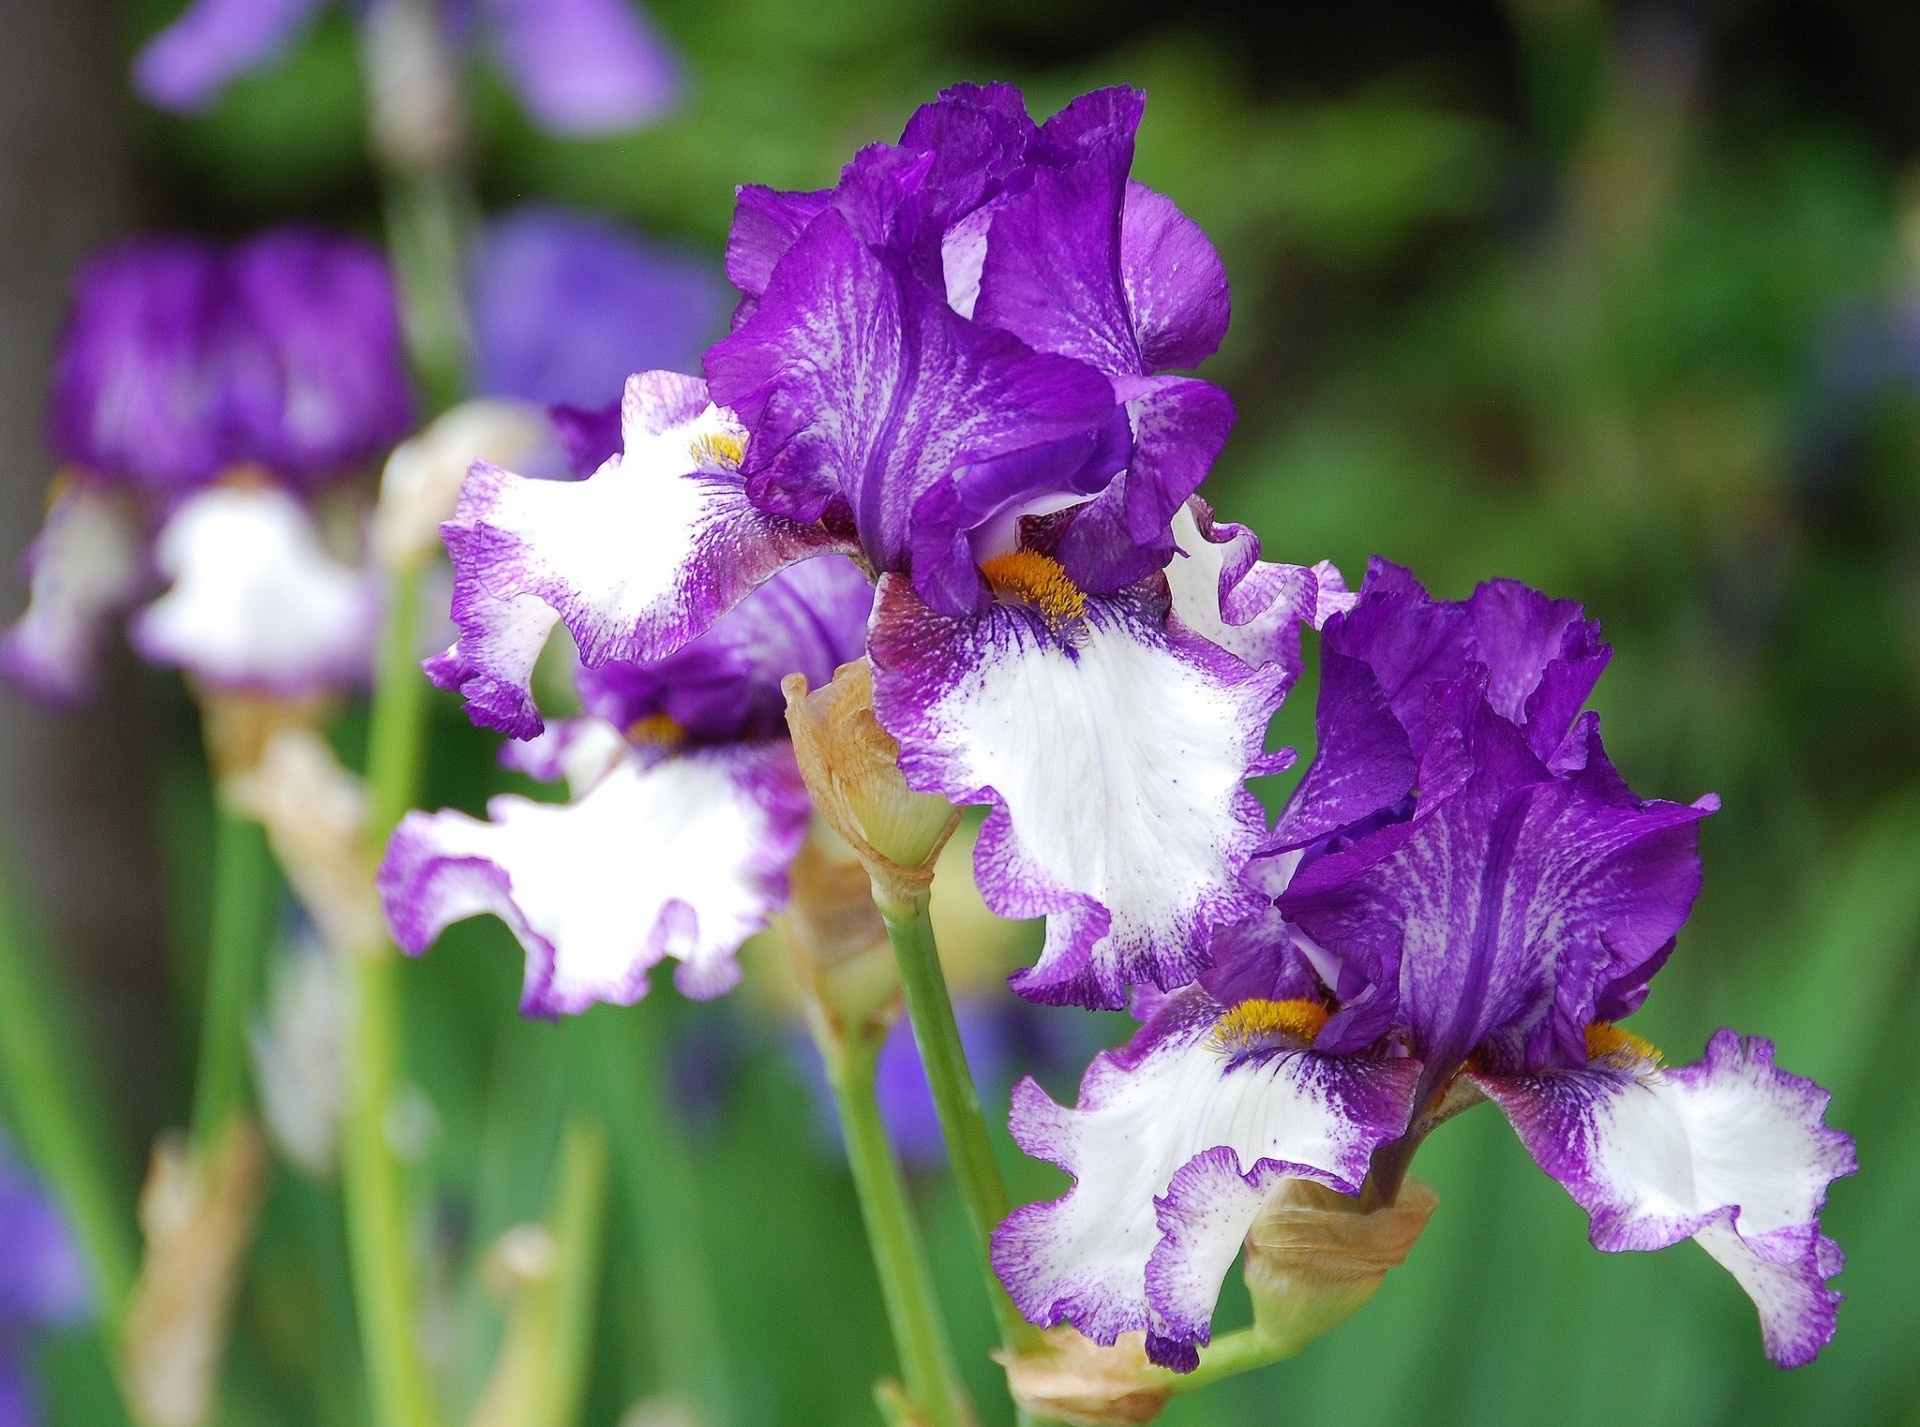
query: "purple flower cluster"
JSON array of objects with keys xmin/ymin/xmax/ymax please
[{"xmin": 0, "ymin": 1144, "xmax": 88, "ymax": 1427}]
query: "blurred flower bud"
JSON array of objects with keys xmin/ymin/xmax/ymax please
[
  {"xmin": 995, "ymin": 1327, "xmax": 1169, "ymax": 1426},
  {"xmin": 1241, "ymin": 1176, "xmax": 1439, "ymax": 1357},
  {"xmin": 249, "ymin": 937, "xmax": 345, "ymax": 1179},
  {"xmin": 782, "ymin": 660, "xmax": 959, "ymax": 912},
  {"xmin": 198, "ymin": 689, "xmax": 330, "ymax": 786},
  {"xmin": 121, "ymin": 1121, "xmax": 266, "ymax": 1427},
  {"xmin": 784, "ymin": 828, "xmax": 901, "ymax": 1054},
  {"xmin": 372, "ymin": 399, "xmax": 559, "ymax": 574},
  {"xmin": 360, "ymin": 0, "xmax": 465, "ymax": 174}
]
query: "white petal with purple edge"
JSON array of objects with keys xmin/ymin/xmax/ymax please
[
  {"xmin": 433, "ymin": 370, "xmax": 852, "ymax": 738},
  {"xmin": 993, "ymin": 989, "xmax": 1417, "ymax": 1365},
  {"xmin": 1164, "ymin": 499, "xmax": 1354, "ymax": 675},
  {"xmin": 378, "ymin": 739, "xmax": 810, "ymax": 1014},
  {"xmin": 870, "ymin": 576, "xmax": 1286, "ymax": 1008},
  {"xmin": 1475, "ymin": 1029, "xmax": 1856, "ymax": 1367},
  {"xmin": 130, "ymin": 486, "xmax": 377, "ymax": 695},
  {"xmin": 0, "ymin": 481, "xmax": 146, "ymax": 703}
]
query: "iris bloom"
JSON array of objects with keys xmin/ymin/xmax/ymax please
[
  {"xmin": 2, "ymin": 231, "xmax": 411, "ymax": 703},
  {"xmin": 423, "ymin": 83, "xmax": 1348, "ymax": 1009},
  {"xmin": 0, "ymin": 1143, "xmax": 88, "ymax": 1427},
  {"xmin": 381, "ymin": 383, "xmax": 873, "ymax": 1012},
  {"xmin": 134, "ymin": 0, "xmax": 681, "ymax": 137},
  {"xmin": 997, "ymin": 563, "xmax": 1854, "ymax": 1371}
]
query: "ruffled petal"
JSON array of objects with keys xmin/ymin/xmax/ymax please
[
  {"xmin": 1475, "ymin": 1030, "xmax": 1856, "ymax": 1367},
  {"xmin": 993, "ymin": 989, "xmax": 1417, "ymax": 1364},
  {"xmin": 480, "ymin": 0, "xmax": 682, "ymax": 135},
  {"xmin": 869, "ymin": 575, "xmax": 1287, "ymax": 1008},
  {"xmin": 131, "ymin": 0, "xmax": 324, "ymax": 111},
  {"xmin": 1120, "ymin": 182, "xmax": 1231, "ymax": 374},
  {"xmin": 429, "ymin": 370, "xmax": 852, "ymax": 738},
  {"xmin": 378, "ymin": 738, "xmax": 810, "ymax": 1014},
  {"xmin": 0, "ymin": 482, "xmax": 147, "ymax": 704},
  {"xmin": 1161, "ymin": 497, "xmax": 1352, "ymax": 676},
  {"xmin": 129, "ymin": 486, "xmax": 377, "ymax": 696}
]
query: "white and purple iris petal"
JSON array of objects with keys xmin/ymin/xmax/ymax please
[
  {"xmin": 869, "ymin": 574, "xmax": 1289, "ymax": 1008},
  {"xmin": 993, "ymin": 988, "xmax": 1417, "ymax": 1371},
  {"xmin": 128, "ymin": 485, "xmax": 378, "ymax": 696},
  {"xmin": 427, "ymin": 370, "xmax": 854, "ymax": 738},
  {"xmin": 0, "ymin": 483, "xmax": 147, "ymax": 705},
  {"xmin": 1474, "ymin": 1030, "xmax": 1856, "ymax": 1368},
  {"xmin": 380, "ymin": 737, "xmax": 810, "ymax": 1013}
]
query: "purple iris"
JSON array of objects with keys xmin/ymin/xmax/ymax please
[
  {"xmin": 134, "ymin": 0, "xmax": 681, "ymax": 136},
  {"xmin": 0, "ymin": 1144, "xmax": 89, "ymax": 1427},
  {"xmin": 997, "ymin": 563, "xmax": 1854, "ymax": 1372}
]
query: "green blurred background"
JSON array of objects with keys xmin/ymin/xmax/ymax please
[{"xmin": 10, "ymin": 0, "xmax": 1920, "ymax": 1422}]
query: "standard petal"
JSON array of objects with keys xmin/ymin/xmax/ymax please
[
  {"xmin": 430, "ymin": 371, "xmax": 852, "ymax": 737},
  {"xmin": 480, "ymin": 0, "xmax": 682, "ymax": 135},
  {"xmin": 992, "ymin": 989, "xmax": 1416, "ymax": 1363},
  {"xmin": 129, "ymin": 486, "xmax": 378, "ymax": 695},
  {"xmin": 869, "ymin": 576, "xmax": 1287, "ymax": 1009},
  {"xmin": 1120, "ymin": 182, "xmax": 1231, "ymax": 373},
  {"xmin": 1475, "ymin": 1029, "xmax": 1856, "ymax": 1367},
  {"xmin": 0, "ymin": 483, "xmax": 147, "ymax": 704},
  {"xmin": 131, "ymin": 0, "xmax": 324, "ymax": 111},
  {"xmin": 378, "ymin": 739, "xmax": 810, "ymax": 1014}
]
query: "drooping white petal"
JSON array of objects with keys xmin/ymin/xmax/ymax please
[
  {"xmin": 0, "ymin": 480, "xmax": 147, "ymax": 703},
  {"xmin": 429, "ymin": 370, "xmax": 854, "ymax": 738},
  {"xmin": 993, "ymin": 989, "xmax": 1418, "ymax": 1364},
  {"xmin": 870, "ymin": 576, "xmax": 1287, "ymax": 1009},
  {"xmin": 1475, "ymin": 1029, "xmax": 1856, "ymax": 1367},
  {"xmin": 130, "ymin": 485, "xmax": 377, "ymax": 695},
  {"xmin": 377, "ymin": 738, "xmax": 810, "ymax": 1014}
]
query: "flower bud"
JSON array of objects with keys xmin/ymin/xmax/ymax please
[
  {"xmin": 372, "ymin": 400, "xmax": 559, "ymax": 573},
  {"xmin": 1242, "ymin": 1176, "xmax": 1438, "ymax": 1357},
  {"xmin": 782, "ymin": 660, "xmax": 959, "ymax": 912},
  {"xmin": 994, "ymin": 1327, "xmax": 1170, "ymax": 1426},
  {"xmin": 783, "ymin": 827, "xmax": 902, "ymax": 1054}
]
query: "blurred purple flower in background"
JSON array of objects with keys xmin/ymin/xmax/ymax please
[
  {"xmin": 134, "ymin": 0, "xmax": 683, "ymax": 137},
  {"xmin": 0, "ymin": 1143, "xmax": 88, "ymax": 1427}
]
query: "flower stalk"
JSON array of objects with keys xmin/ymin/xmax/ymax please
[{"xmin": 188, "ymin": 805, "xmax": 277, "ymax": 1150}]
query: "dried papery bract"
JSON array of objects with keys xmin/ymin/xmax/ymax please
[
  {"xmin": 120, "ymin": 1120, "xmax": 267, "ymax": 1427},
  {"xmin": 1242, "ymin": 1176, "xmax": 1438, "ymax": 1357},
  {"xmin": 995, "ymin": 1328, "xmax": 1170, "ymax": 1427},
  {"xmin": 197, "ymin": 688, "xmax": 332, "ymax": 792},
  {"xmin": 372, "ymin": 399, "xmax": 557, "ymax": 573},
  {"xmin": 783, "ymin": 660, "xmax": 960, "ymax": 913}
]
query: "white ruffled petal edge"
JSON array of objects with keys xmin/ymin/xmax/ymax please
[
  {"xmin": 130, "ymin": 485, "xmax": 378, "ymax": 695},
  {"xmin": 378, "ymin": 735, "xmax": 810, "ymax": 1014},
  {"xmin": 993, "ymin": 989, "xmax": 1418, "ymax": 1368},
  {"xmin": 1475, "ymin": 1029, "xmax": 1857, "ymax": 1368},
  {"xmin": 0, "ymin": 480, "xmax": 147, "ymax": 703},
  {"xmin": 428, "ymin": 369, "xmax": 853, "ymax": 738}
]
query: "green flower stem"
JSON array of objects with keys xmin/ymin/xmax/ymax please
[
  {"xmin": 590, "ymin": 1003, "xmax": 735, "ymax": 1426},
  {"xmin": 0, "ymin": 863, "xmax": 138, "ymax": 1322},
  {"xmin": 1154, "ymin": 1326, "xmax": 1289, "ymax": 1394},
  {"xmin": 189, "ymin": 806, "xmax": 278, "ymax": 1150},
  {"xmin": 823, "ymin": 1026, "xmax": 969, "ymax": 1427},
  {"xmin": 879, "ymin": 894, "xmax": 1041, "ymax": 1357},
  {"xmin": 382, "ymin": 167, "xmax": 473, "ymax": 415}
]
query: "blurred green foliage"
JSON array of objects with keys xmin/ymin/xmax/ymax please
[{"xmin": 30, "ymin": 0, "xmax": 1920, "ymax": 1423}]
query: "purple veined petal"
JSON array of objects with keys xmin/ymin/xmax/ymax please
[
  {"xmin": 46, "ymin": 238, "xmax": 232, "ymax": 492},
  {"xmin": 992, "ymin": 987, "xmax": 1418, "ymax": 1368},
  {"xmin": 1473, "ymin": 1029, "xmax": 1857, "ymax": 1368},
  {"xmin": 128, "ymin": 486, "xmax": 379, "ymax": 697},
  {"xmin": 378, "ymin": 738, "xmax": 810, "ymax": 1014},
  {"xmin": 1264, "ymin": 644, "xmax": 1420, "ymax": 854},
  {"xmin": 479, "ymin": 0, "xmax": 682, "ymax": 136},
  {"xmin": 725, "ymin": 186, "xmax": 831, "ymax": 307},
  {"xmin": 705, "ymin": 209, "xmax": 1118, "ymax": 612},
  {"xmin": 1120, "ymin": 183, "xmax": 1231, "ymax": 373},
  {"xmin": 0, "ymin": 482, "xmax": 148, "ymax": 705},
  {"xmin": 1049, "ymin": 378, "xmax": 1235, "ymax": 597},
  {"xmin": 429, "ymin": 370, "xmax": 855, "ymax": 739},
  {"xmin": 226, "ymin": 228, "xmax": 414, "ymax": 484},
  {"xmin": 1162, "ymin": 497, "xmax": 1353, "ymax": 675},
  {"xmin": 470, "ymin": 205, "xmax": 728, "ymax": 411},
  {"xmin": 131, "ymin": 0, "xmax": 327, "ymax": 112},
  {"xmin": 1281, "ymin": 693, "xmax": 1713, "ymax": 1088},
  {"xmin": 869, "ymin": 575, "xmax": 1288, "ymax": 1010},
  {"xmin": 548, "ymin": 400, "xmax": 623, "ymax": 476}
]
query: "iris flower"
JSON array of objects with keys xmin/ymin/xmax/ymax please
[
  {"xmin": 2, "ymin": 231, "xmax": 411, "ymax": 703},
  {"xmin": 134, "ymin": 0, "xmax": 681, "ymax": 137},
  {"xmin": 423, "ymin": 83, "xmax": 1348, "ymax": 1009},
  {"xmin": 997, "ymin": 563, "xmax": 1855, "ymax": 1371},
  {"xmin": 0, "ymin": 1143, "xmax": 88, "ymax": 1427}
]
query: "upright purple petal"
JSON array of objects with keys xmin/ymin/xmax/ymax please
[
  {"xmin": 132, "ymin": 0, "xmax": 325, "ymax": 112},
  {"xmin": 1120, "ymin": 183, "xmax": 1230, "ymax": 373},
  {"xmin": 471, "ymin": 206, "xmax": 727, "ymax": 410},
  {"xmin": 481, "ymin": 0, "xmax": 682, "ymax": 136}
]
